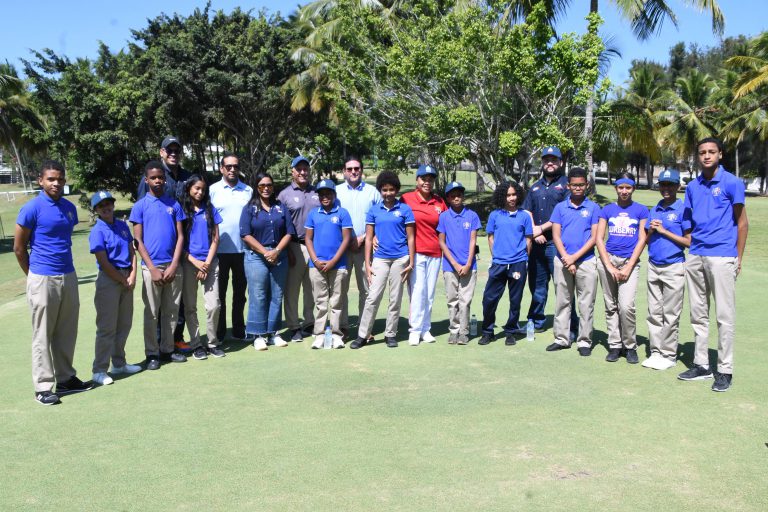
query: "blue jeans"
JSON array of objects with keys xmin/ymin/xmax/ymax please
[
  {"xmin": 527, "ymin": 241, "xmax": 578, "ymax": 332},
  {"xmin": 244, "ymin": 250, "xmax": 287, "ymax": 336},
  {"xmin": 481, "ymin": 261, "xmax": 528, "ymax": 335}
]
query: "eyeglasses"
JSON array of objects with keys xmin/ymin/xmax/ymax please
[
  {"xmin": 165, "ymin": 148, "xmax": 181, "ymax": 155},
  {"xmin": 345, "ymin": 166, "xmax": 361, "ymax": 171},
  {"xmin": 224, "ymin": 164, "xmax": 240, "ymax": 171},
  {"xmin": 569, "ymin": 183, "xmax": 587, "ymax": 188},
  {"xmin": 293, "ymin": 168, "xmax": 310, "ymax": 174},
  {"xmin": 257, "ymin": 184, "xmax": 274, "ymax": 190}
]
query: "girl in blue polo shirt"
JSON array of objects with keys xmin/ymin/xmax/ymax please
[
  {"xmin": 596, "ymin": 172, "xmax": 649, "ymax": 364},
  {"xmin": 479, "ymin": 181, "xmax": 533, "ymax": 347},
  {"xmin": 181, "ymin": 176, "xmax": 224, "ymax": 361},
  {"xmin": 89, "ymin": 191, "xmax": 141, "ymax": 386}
]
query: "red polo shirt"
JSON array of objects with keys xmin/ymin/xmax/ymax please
[{"xmin": 401, "ymin": 191, "xmax": 447, "ymax": 257}]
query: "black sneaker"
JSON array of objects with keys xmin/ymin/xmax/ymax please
[
  {"xmin": 711, "ymin": 372, "xmax": 732, "ymax": 392},
  {"xmin": 577, "ymin": 347, "xmax": 592, "ymax": 357},
  {"xmin": 677, "ymin": 365, "xmax": 713, "ymax": 381},
  {"xmin": 350, "ymin": 337, "xmax": 368, "ymax": 350},
  {"xmin": 160, "ymin": 351, "xmax": 187, "ymax": 363},
  {"xmin": 478, "ymin": 333, "xmax": 493, "ymax": 345},
  {"xmin": 146, "ymin": 356, "xmax": 161, "ymax": 370},
  {"xmin": 193, "ymin": 347, "xmax": 208, "ymax": 360},
  {"xmin": 625, "ymin": 349, "xmax": 639, "ymax": 364},
  {"xmin": 35, "ymin": 390, "xmax": 60, "ymax": 405},
  {"xmin": 605, "ymin": 348, "xmax": 621, "ymax": 362},
  {"xmin": 385, "ymin": 337, "xmax": 398, "ymax": 348},
  {"xmin": 208, "ymin": 346, "xmax": 226, "ymax": 358},
  {"xmin": 545, "ymin": 342, "xmax": 569, "ymax": 352},
  {"xmin": 504, "ymin": 334, "xmax": 517, "ymax": 346},
  {"xmin": 56, "ymin": 376, "xmax": 93, "ymax": 396}
]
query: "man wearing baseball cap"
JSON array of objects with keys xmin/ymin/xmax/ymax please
[{"xmin": 137, "ymin": 136, "xmax": 191, "ymax": 201}]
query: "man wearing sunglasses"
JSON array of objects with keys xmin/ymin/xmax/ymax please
[
  {"xmin": 137, "ymin": 136, "xmax": 192, "ymax": 201},
  {"xmin": 210, "ymin": 152, "xmax": 252, "ymax": 341}
]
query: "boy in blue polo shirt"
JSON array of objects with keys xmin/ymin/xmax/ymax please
[
  {"xmin": 479, "ymin": 181, "xmax": 533, "ymax": 347},
  {"xmin": 437, "ymin": 181, "xmax": 480, "ymax": 345},
  {"xmin": 15, "ymin": 160, "xmax": 91, "ymax": 405},
  {"xmin": 129, "ymin": 160, "xmax": 187, "ymax": 370},
  {"xmin": 678, "ymin": 138, "xmax": 748, "ymax": 392},
  {"xmin": 642, "ymin": 170, "xmax": 691, "ymax": 371},
  {"xmin": 306, "ymin": 179, "xmax": 353, "ymax": 349},
  {"xmin": 547, "ymin": 167, "xmax": 601, "ymax": 356},
  {"xmin": 89, "ymin": 191, "xmax": 142, "ymax": 386}
]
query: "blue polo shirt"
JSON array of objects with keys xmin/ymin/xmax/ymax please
[
  {"xmin": 305, "ymin": 205, "xmax": 353, "ymax": 270},
  {"xmin": 129, "ymin": 194, "xmax": 186, "ymax": 266},
  {"xmin": 89, "ymin": 218, "xmax": 133, "ymax": 269},
  {"xmin": 239, "ymin": 201, "xmax": 296, "ymax": 248},
  {"xmin": 365, "ymin": 200, "xmax": 415, "ymax": 259},
  {"xmin": 210, "ymin": 179, "xmax": 253, "ymax": 254},
  {"xmin": 436, "ymin": 207, "xmax": 481, "ymax": 271},
  {"xmin": 601, "ymin": 201, "xmax": 649, "ymax": 258},
  {"xmin": 550, "ymin": 198, "xmax": 601, "ymax": 262},
  {"xmin": 646, "ymin": 199, "xmax": 691, "ymax": 265},
  {"xmin": 522, "ymin": 174, "xmax": 569, "ymax": 241},
  {"xmin": 486, "ymin": 208, "xmax": 533, "ymax": 265},
  {"xmin": 136, "ymin": 162, "xmax": 191, "ymax": 201},
  {"xmin": 684, "ymin": 166, "xmax": 745, "ymax": 257},
  {"xmin": 187, "ymin": 207, "xmax": 223, "ymax": 260},
  {"xmin": 335, "ymin": 181, "xmax": 382, "ymax": 237},
  {"xmin": 16, "ymin": 193, "xmax": 79, "ymax": 275}
]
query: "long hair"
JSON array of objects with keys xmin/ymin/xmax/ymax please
[
  {"xmin": 249, "ymin": 172, "xmax": 277, "ymax": 212},
  {"xmin": 493, "ymin": 180, "xmax": 525, "ymax": 210},
  {"xmin": 181, "ymin": 175, "xmax": 216, "ymax": 247}
]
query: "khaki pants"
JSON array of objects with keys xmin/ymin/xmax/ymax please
[
  {"xmin": 27, "ymin": 271, "xmax": 80, "ymax": 392},
  {"xmin": 309, "ymin": 267, "xmax": 347, "ymax": 336},
  {"xmin": 284, "ymin": 242, "xmax": 314, "ymax": 331},
  {"xmin": 141, "ymin": 263, "xmax": 183, "ymax": 356},
  {"xmin": 553, "ymin": 258, "xmax": 598, "ymax": 348},
  {"xmin": 93, "ymin": 269, "xmax": 133, "ymax": 373},
  {"xmin": 443, "ymin": 270, "xmax": 477, "ymax": 336},
  {"xmin": 340, "ymin": 249, "xmax": 368, "ymax": 330},
  {"xmin": 597, "ymin": 254, "xmax": 641, "ymax": 349},
  {"xmin": 686, "ymin": 254, "xmax": 737, "ymax": 373},
  {"xmin": 357, "ymin": 256, "xmax": 409, "ymax": 339},
  {"xmin": 646, "ymin": 261, "xmax": 685, "ymax": 360},
  {"xmin": 181, "ymin": 259, "xmax": 221, "ymax": 349}
]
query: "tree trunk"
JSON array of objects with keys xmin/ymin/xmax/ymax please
[
  {"xmin": 584, "ymin": 95, "xmax": 594, "ymax": 173},
  {"xmin": 9, "ymin": 138, "xmax": 28, "ymax": 190},
  {"xmin": 734, "ymin": 143, "xmax": 739, "ymax": 178}
]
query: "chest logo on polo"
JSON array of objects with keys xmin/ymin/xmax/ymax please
[
  {"xmin": 581, "ymin": 209, "xmax": 590, "ymax": 217},
  {"xmin": 66, "ymin": 211, "xmax": 75, "ymax": 222},
  {"xmin": 166, "ymin": 207, "xmax": 174, "ymax": 215},
  {"xmin": 608, "ymin": 212, "xmax": 638, "ymax": 235},
  {"xmin": 532, "ymin": 186, "xmax": 540, "ymax": 192},
  {"xmin": 331, "ymin": 216, "xmax": 339, "ymax": 224},
  {"xmin": 312, "ymin": 195, "xmax": 318, "ymax": 202},
  {"xmin": 555, "ymin": 185, "xmax": 563, "ymax": 190},
  {"xmin": 392, "ymin": 210, "xmax": 401, "ymax": 217},
  {"xmin": 121, "ymin": 229, "xmax": 130, "ymax": 238},
  {"xmin": 666, "ymin": 213, "xmax": 678, "ymax": 222},
  {"xmin": 712, "ymin": 187, "xmax": 721, "ymax": 197},
  {"xmin": 463, "ymin": 221, "xmax": 471, "ymax": 229},
  {"xmin": 275, "ymin": 206, "xmax": 282, "ymax": 213},
  {"xmin": 434, "ymin": 206, "xmax": 442, "ymax": 214},
  {"xmin": 293, "ymin": 197, "xmax": 300, "ymax": 203}
]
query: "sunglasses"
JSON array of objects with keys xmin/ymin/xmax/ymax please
[
  {"xmin": 257, "ymin": 184, "xmax": 274, "ymax": 190},
  {"xmin": 224, "ymin": 164, "xmax": 240, "ymax": 171},
  {"xmin": 165, "ymin": 148, "xmax": 181, "ymax": 155},
  {"xmin": 345, "ymin": 166, "xmax": 361, "ymax": 171}
]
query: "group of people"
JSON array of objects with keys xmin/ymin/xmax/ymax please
[{"xmin": 14, "ymin": 136, "xmax": 748, "ymax": 406}]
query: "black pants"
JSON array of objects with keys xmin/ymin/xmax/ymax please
[
  {"xmin": 482, "ymin": 261, "xmax": 528, "ymax": 335},
  {"xmin": 216, "ymin": 253, "xmax": 247, "ymax": 339}
]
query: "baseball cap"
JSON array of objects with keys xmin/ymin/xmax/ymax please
[
  {"xmin": 161, "ymin": 136, "xmax": 181, "ymax": 149},
  {"xmin": 541, "ymin": 146, "xmax": 562, "ymax": 159},
  {"xmin": 416, "ymin": 164, "xmax": 437, "ymax": 177},
  {"xmin": 291, "ymin": 155, "xmax": 310, "ymax": 168},
  {"xmin": 657, "ymin": 169, "xmax": 680, "ymax": 184},
  {"xmin": 90, "ymin": 190, "xmax": 116, "ymax": 209},
  {"xmin": 316, "ymin": 179, "xmax": 336, "ymax": 192},
  {"xmin": 444, "ymin": 181, "xmax": 465, "ymax": 194}
]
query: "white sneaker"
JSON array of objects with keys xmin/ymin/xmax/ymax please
[
  {"xmin": 111, "ymin": 364, "xmax": 142, "ymax": 375},
  {"xmin": 655, "ymin": 357, "xmax": 677, "ymax": 370},
  {"xmin": 408, "ymin": 332, "xmax": 421, "ymax": 346},
  {"xmin": 92, "ymin": 372, "xmax": 113, "ymax": 386},
  {"xmin": 272, "ymin": 334, "xmax": 288, "ymax": 348},
  {"xmin": 311, "ymin": 335, "xmax": 324, "ymax": 349},
  {"xmin": 421, "ymin": 332, "xmax": 436, "ymax": 343},
  {"xmin": 641, "ymin": 353, "xmax": 664, "ymax": 370},
  {"xmin": 253, "ymin": 336, "xmax": 268, "ymax": 351},
  {"xmin": 332, "ymin": 334, "xmax": 345, "ymax": 349}
]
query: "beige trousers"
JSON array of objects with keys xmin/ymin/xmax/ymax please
[
  {"xmin": 93, "ymin": 269, "xmax": 133, "ymax": 372},
  {"xmin": 553, "ymin": 258, "xmax": 598, "ymax": 348},
  {"xmin": 181, "ymin": 259, "xmax": 221, "ymax": 349},
  {"xmin": 309, "ymin": 267, "xmax": 347, "ymax": 336},
  {"xmin": 141, "ymin": 263, "xmax": 183, "ymax": 356},
  {"xmin": 646, "ymin": 261, "xmax": 685, "ymax": 360},
  {"xmin": 686, "ymin": 254, "xmax": 737, "ymax": 373},
  {"xmin": 597, "ymin": 254, "xmax": 641, "ymax": 349},
  {"xmin": 27, "ymin": 271, "xmax": 80, "ymax": 392},
  {"xmin": 357, "ymin": 256, "xmax": 409, "ymax": 339},
  {"xmin": 284, "ymin": 242, "xmax": 314, "ymax": 331},
  {"xmin": 340, "ymin": 249, "xmax": 369, "ymax": 329},
  {"xmin": 443, "ymin": 270, "xmax": 477, "ymax": 336}
]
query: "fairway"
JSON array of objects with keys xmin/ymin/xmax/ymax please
[{"xmin": 1, "ymin": 185, "xmax": 766, "ymax": 511}]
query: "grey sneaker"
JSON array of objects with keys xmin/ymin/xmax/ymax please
[
  {"xmin": 605, "ymin": 348, "xmax": 621, "ymax": 363},
  {"xmin": 625, "ymin": 349, "xmax": 639, "ymax": 364},
  {"xmin": 448, "ymin": 333, "xmax": 458, "ymax": 345},
  {"xmin": 678, "ymin": 365, "xmax": 713, "ymax": 381},
  {"xmin": 457, "ymin": 334, "xmax": 469, "ymax": 345},
  {"xmin": 35, "ymin": 390, "xmax": 60, "ymax": 405},
  {"xmin": 711, "ymin": 372, "xmax": 732, "ymax": 392}
]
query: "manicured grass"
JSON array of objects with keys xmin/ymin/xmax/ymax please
[{"xmin": 1, "ymin": 185, "xmax": 766, "ymax": 511}]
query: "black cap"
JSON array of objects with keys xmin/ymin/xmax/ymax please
[{"xmin": 161, "ymin": 136, "xmax": 181, "ymax": 149}]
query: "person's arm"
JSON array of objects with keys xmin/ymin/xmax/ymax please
[
  {"xmin": 13, "ymin": 224, "xmax": 31, "ymax": 275},
  {"xmin": 487, "ymin": 234, "xmax": 494, "ymax": 259},
  {"xmin": 126, "ymin": 241, "xmax": 137, "ymax": 290},
  {"xmin": 164, "ymin": 220, "xmax": 184, "ymax": 282},
  {"xmin": 595, "ymin": 218, "xmax": 620, "ymax": 282},
  {"xmin": 570, "ymin": 223, "xmax": 598, "ymax": 263},
  {"xmin": 438, "ymin": 232, "xmax": 461, "ymax": 275},
  {"xmin": 650, "ymin": 219, "xmax": 691, "ymax": 248},
  {"xmin": 402, "ymin": 224, "xmax": 415, "ymax": 282},
  {"xmin": 133, "ymin": 223, "xmax": 163, "ymax": 284},
  {"xmin": 618, "ymin": 219, "xmax": 648, "ymax": 281},
  {"xmin": 734, "ymin": 203, "xmax": 748, "ymax": 276},
  {"xmin": 364, "ymin": 224, "xmax": 375, "ymax": 285},
  {"xmin": 463, "ymin": 230, "xmax": 478, "ymax": 275},
  {"xmin": 325, "ymin": 227, "xmax": 352, "ymax": 272},
  {"xmin": 202, "ymin": 224, "xmax": 220, "ymax": 273},
  {"xmin": 95, "ymin": 251, "xmax": 129, "ymax": 286},
  {"xmin": 305, "ymin": 227, "xmax": 322, "ymax": 270}
]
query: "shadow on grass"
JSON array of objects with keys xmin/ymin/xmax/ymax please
[
  {"xmin": 678, "ymin": 342, "xmax": 719, "ymax": 369},
  {"xmin": 78, "ymin": 273, "xmax": 97, "ymax": 285}
]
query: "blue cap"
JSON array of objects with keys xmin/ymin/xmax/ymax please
[
  {"xmin": 444, "ymin": 181, "xmax": 465, "ymax": 195},
  {"xmin": 161, "ymin": 136, "xmax": 181, "ymax": 149},
  {"xmin": 657, "ymin": 169, "xmax": 680, "ymax": 184},
  {"xmin": 316, "ymin": 179, "xmax": 336, "ymax": 192},
  {"xmin": 90, "ymin": 190, "xmax": 115, "ymax": 209},
  {"xmin": 541, "ymin": 146, "xmax": 562, "ymax": 159},
  {"xmin": 416, "ymin": 164, "xmax": 437, "ymax": 177},
  {"xmin": 291, "ymin": 155, "xmax": 310, "ymax": 168}
]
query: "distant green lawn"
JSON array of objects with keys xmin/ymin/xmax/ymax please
[{"xmin": 1, "ymin": 183, "xmax": 766, "ymax": 511}]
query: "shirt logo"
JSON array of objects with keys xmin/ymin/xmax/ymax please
[
  {"xmin": 293, "ymin": 197, "xmax": 300, "ymax": 203},
  {"xmin": 392, "ymin": 210, "xmax": 401, "ymax": 217},
  {"xmin": 166, "ymin": 207, "xmax": 174, "ymax": 215},
  {"xmin": 67, "ymin": 211, "xmax": 75, "ymax": 222},
  {"xmin": 331, "ymin": 216, "xmax": 339, "ymax": 224},
  {"xmin": 463, "ymin": 221, "xmax": 471, "ymax": 229},
  {"xmin": 311, "ymin": 195, "xmax": 318, "ymax": 201},
  {"xmin": 434, "ymin": 206, "xmax": 442, "ymax": 214},
  {"xmin": 666, "ymin": 213, "xmax": 678, "ymax": 222},
  {"xmin": 608, "ymin": 213, "xmax": 638, "ymax": 236},
  {"xmin": 712, "ymin": 187, "xmax": 721, "ymax": 197},
  {"xmin": 555, "ymin": 185, "xmax": 563, "ymax": 190},
  {"xmin": 532, "ymin": 186, "xmax": 540, "ymax": 192},
  {"xmin": 581, "ymin": 209, "xmax": 590, "ymax": 217}
]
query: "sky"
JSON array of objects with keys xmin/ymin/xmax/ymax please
[{"xmin": 1, "ymin": 0, "xmax": 766, "ymax": 87}]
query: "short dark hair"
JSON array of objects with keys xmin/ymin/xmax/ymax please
[
  {"xmin": 696, "ymin": 137, "xmax": 724, "ymax": 152},
  {"xmin": 493, "ymin": 180, "xmax": 525, "ymax": 209},
  {"xmin": 344, "ymin": 155, "xmax": 364, "ymax": 168},
  {"xmin": 220, "ymin": 151, "xmax": 238, "ymax": 167},
  {"xmin": 568, "ymin": 167, "xmax": 588, "ymax": 181},
  {"xmin": 615, "ymin": 171, "xmax": 636, "ymax": 182},
  {"xmin": 145, "ymin": 160, "xmax": 164, "ymax": 175},
  {"xmin": 376, "ymin": 171, "xmax": 400, "ymax": 192},
  {"xmin": 39, "ymin": 159, "xmax": 65, "ymax": 177}
]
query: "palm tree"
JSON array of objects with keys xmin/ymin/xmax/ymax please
[{"xmin": 727, "ymin": 32, "xmax": 768, "ymax": 99}]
